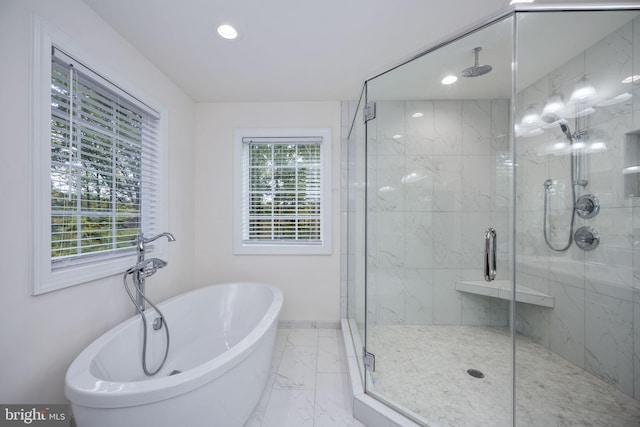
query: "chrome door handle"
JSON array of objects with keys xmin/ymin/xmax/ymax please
[{"xmin": 484, "ymin": 228, "xmax": 496, "ymax": 282}]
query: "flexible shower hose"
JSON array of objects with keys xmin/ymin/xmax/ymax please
[
  {"xmin": 123, "ymin": 272, "xmax": 170, "ymax": 376},
  {"xmin": 542, "ymin": 160, "xmax": 576, "ymax": 252}
]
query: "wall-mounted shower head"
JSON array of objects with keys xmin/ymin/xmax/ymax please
[
  {"xmin": 540, "ymin": 110, "xmax": 574, "ymax": 142},
  {"xmin": 558, "ymin": 122, "xmax": 573, "ymax": 141},
  {"xmin": 461, "ymin": 47, "xmax": 493, "ymax": 78}
]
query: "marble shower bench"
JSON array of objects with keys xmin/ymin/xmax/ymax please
[{"xmin": 455, "ymin": 280, "xmax": 554, "ymax": 308}]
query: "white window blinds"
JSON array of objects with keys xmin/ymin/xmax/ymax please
[
  {"xmin": 50, "ymin": 47, "xmax": 160, "ymax": 267},
  {"xmin": 242, "ymin": 137, "xmax": 323, "ymax": 245}
]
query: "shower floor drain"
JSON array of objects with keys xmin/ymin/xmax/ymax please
[{"xmin": 467, "ymin": 368, "xmax": 485, "ymax": 378}]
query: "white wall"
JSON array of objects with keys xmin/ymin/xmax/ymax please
[
  {"xmin": 194, "ymin": 102, "xmax": 342, "ymax": 323},
  {"xmin": 0, "ymin": 0, "xmax": 196, "ymax": 403}
]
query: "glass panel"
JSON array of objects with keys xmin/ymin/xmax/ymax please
[
  {"xmin": 365, "ymin": 15, "xmax": 514, "ymax": 426},
  {"xmin": 346, "ymin": 92, "xmax": 368, "ymax": 385},
  {"xmin": 515, "ymin": 9, "xmax": 640, "ymax": 425}
]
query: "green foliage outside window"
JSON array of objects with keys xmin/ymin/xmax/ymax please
[
  {"xmin": 247, "ymin": 143, "xmax": 322, "ymax": 242},
  {"xmin": 50, "ymin": 57, "xmax": 145, "ymax": 260}
]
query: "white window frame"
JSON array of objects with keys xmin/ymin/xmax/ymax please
[
  {"xmin": 233, "ymin": 128, "xmax": 332, "ymax": 255},
  {"xmin": 30, "ymin": 17, "xmax": 168, "ymax": 294}
]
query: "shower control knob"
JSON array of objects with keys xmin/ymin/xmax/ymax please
[
  {"xmin": 574, "ymin": 226, "xmax": 599, "ymax": 251},
  {"xmin": 575, "ymin": 194, "xmax": 600, "ymax": 219}
]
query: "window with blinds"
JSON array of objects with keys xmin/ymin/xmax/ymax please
[
  {"xmin": 234, "ymin": 129, "xmax": 332, "ymax": 255},
  {"xmin": 49, "ymin": 47, "xmax": 160, "ymax": 267}
]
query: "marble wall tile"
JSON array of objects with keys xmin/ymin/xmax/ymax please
[
  {"xmin": 515, "ymin": 303, "xmax": 550, "ymax": 347},
  {"xmin": 585, "ymin": 17, "xmax": 633, "ymax": 112},
  {"xmin": 375, "ymin": 101, "xmax": 406, "ymax": 157},
  {"xmin": 584, "ymin": 252, "xmax": 633, "ymax": 303},
  {"xmin": 515, "ymin": 210, "xmax": 548, "ymax": 257},
  {"xmin": 460, "ymin": 293, "xmax": 509, "ymax": 326},
  {"xmin": 433, "ymin": 100, "xmax": 463, "ymax": 155},
  {"xmin": 406, "ymin": 100, "xmax": 435, "ymax": 156},
  {"xmin": 491, "ymin": 99, "xmax": 510, "ymax": 153},
  {"xmin": 588, "ymin": 113, "xmax": 633, "ymax": 209},
  {"xmin": 376, "ymin": 268, "xmax": 406, "ymax": 325},
  {"xmin": 367, "ymin": 98, "xmax": 509, "ymax": 326},
  {"xmin": 549, "ymin": 282, "xmax": 585, "ymax": 369},
  {"xmin": 432, "ymin": 155, "xmax": 463, "ymax": 212},
  {"xmin": 404, "ymin": 155, "xmax": 435, "ymax": 212},
  {"xmin": 634, "ymin": 16, "xmax": 640, "ymax": 131},
  {"xmin": 375, "ymin": 213, "xmax": 405, "ymax": 269},
  {"xmin": 433, "ymin": 212, "xmax": 463, "ymax": 269},
  {"xmin": 547, "ymin": 252, "xmax": 586, "ymax": 290},
  {"xmin": 584, "ymin": 290, "xmax": 634, "ymax": 396},
  {"xmin": 462, "ymin": 155, "xmax": 493, "ymax": 211},
  {"xmin": 433, "ymin": 269, "xmax": 463, "ymax": 325},
  {"xmin": 462, "ymin": 100, "xmax": 492, "ymax": 156},
  {"xmin": 635, "ymin": 301, "xmax": 640, "ymax": 399},
  {"xmin": 375, "ymin": 155, "xmax": 405, "ymax": 212},
  {"xmin": 404, "ymin": 212, "xmax": 433, "ymax": 269},
  {"xmin": 404, "ymin": 268, "xmax": 433, "ymax": 325},
  {"xmin": 491, "ymin": 152, "xmax": 512, "ymax": 211}
]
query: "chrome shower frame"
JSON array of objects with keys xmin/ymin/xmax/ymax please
[{"xmin": 346, "ymin": 3, "xmax": 640, "ymax": 426}]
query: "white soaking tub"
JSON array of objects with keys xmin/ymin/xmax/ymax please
[{"xmin": 65, "ymin": 282, "xmax": 283, "ymax": 427}]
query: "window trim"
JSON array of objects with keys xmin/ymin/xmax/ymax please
[
  {"xmin": 233, "ymin": 128, "xmax": 332, "ymax": 255},
  {"xmin": 30, "ymin": 16, "xmax": 168, "ymax": 294}
]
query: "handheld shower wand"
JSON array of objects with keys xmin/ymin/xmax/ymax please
[{"xmin": 541, "ymin": 117, "xmax": 593, "ymax": 251}]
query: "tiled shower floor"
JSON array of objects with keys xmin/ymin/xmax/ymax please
[
  {"xmin": 244, "ymin": 328, "xmax": 365, "ymax": 427},
  {"xmin": 367, "ymin": 325, "xmax": 640, "ymax": 427}
]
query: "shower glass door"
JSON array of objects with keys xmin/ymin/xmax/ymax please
[
  {"xmin": 514, "ymin": 9, "xmax": 640, "ymax": 426},
  {"xmin": 363, "ymin": 15, "xmax": 515, "ymax": 426}
]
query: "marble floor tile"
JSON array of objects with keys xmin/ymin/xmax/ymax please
[
  {"xmin": 246, "ymin": 327, "xmax": 364, "ymax": 427},
  {"xmin": 367, "ymin": 324, "xmax": 640, "ymax": 427},
  {"xmin": 275, "ymin": 345, "xmax": 318, "ymax": 390},
  {"xmin": 317, "ymin": 334, "xmax": 348, "ymax": 374},
  {"xmin": 314, "ymin": 373, "xmax": 363, "ymax": 427},
  {"xmin": 261, "ymin": 389, "xmax": 316, "ymax": 427}
]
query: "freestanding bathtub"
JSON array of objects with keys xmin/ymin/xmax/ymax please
[{"xmin": 65, "ymin": 282, "xmax": 283, "ymax": 427}]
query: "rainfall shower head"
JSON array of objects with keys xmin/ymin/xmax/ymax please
[{"xmin": 461, "ymin": 47, "xmax": 493, "ymax": 78}]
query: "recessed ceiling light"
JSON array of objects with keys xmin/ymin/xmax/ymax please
[
  {"xmin": 622, "ymin": 75, "xmax": 640, "ymax": 84},
  {"xmin": 412, "ymin": 112, "xmax": 424, "ymax": 118},
  {"xmin": 441, "ymin": 75, "xmax": 458, "ymax": 85},
  {"xmin": 217, "ymin": 24, "xmax": 238, "ymax": 40}
]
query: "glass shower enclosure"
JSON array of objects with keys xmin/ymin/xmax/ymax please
[{"xmin": 345, "ymin": 4, "xmax": 640, "ymax": 426}]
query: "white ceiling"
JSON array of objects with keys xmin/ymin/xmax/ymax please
[
  {"xmin": 81, "ymin": 0, "xmax": 640, "ymax": 103},
  {"xmin": 82, "ymin": 0, "xmax": 511, "ymax": 102},
  {"xmin": 368, "ymin": 9, "xmax": 639, "ymax": 101}
]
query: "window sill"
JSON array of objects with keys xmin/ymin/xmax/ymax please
[{"xmin": 233, "ymin": 242, "xmax": 332, "ymax": 255}]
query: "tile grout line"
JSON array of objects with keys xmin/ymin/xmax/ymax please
[
  {"xmin": 312, "ymin": 329, "xmax": 319, "ymax": 426},
  {"xmin": 261, "ymin": 328, "xmax": 289, "ymax": 427}
]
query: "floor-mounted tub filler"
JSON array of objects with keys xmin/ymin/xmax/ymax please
[{"xmin": 65, "ymin": 282, "xmax": 283, "ymax": 427}]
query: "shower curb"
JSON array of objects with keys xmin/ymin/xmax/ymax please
[{"xmin": 341, "ymin": 319, "xmax": 422, "ymax": 427}]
